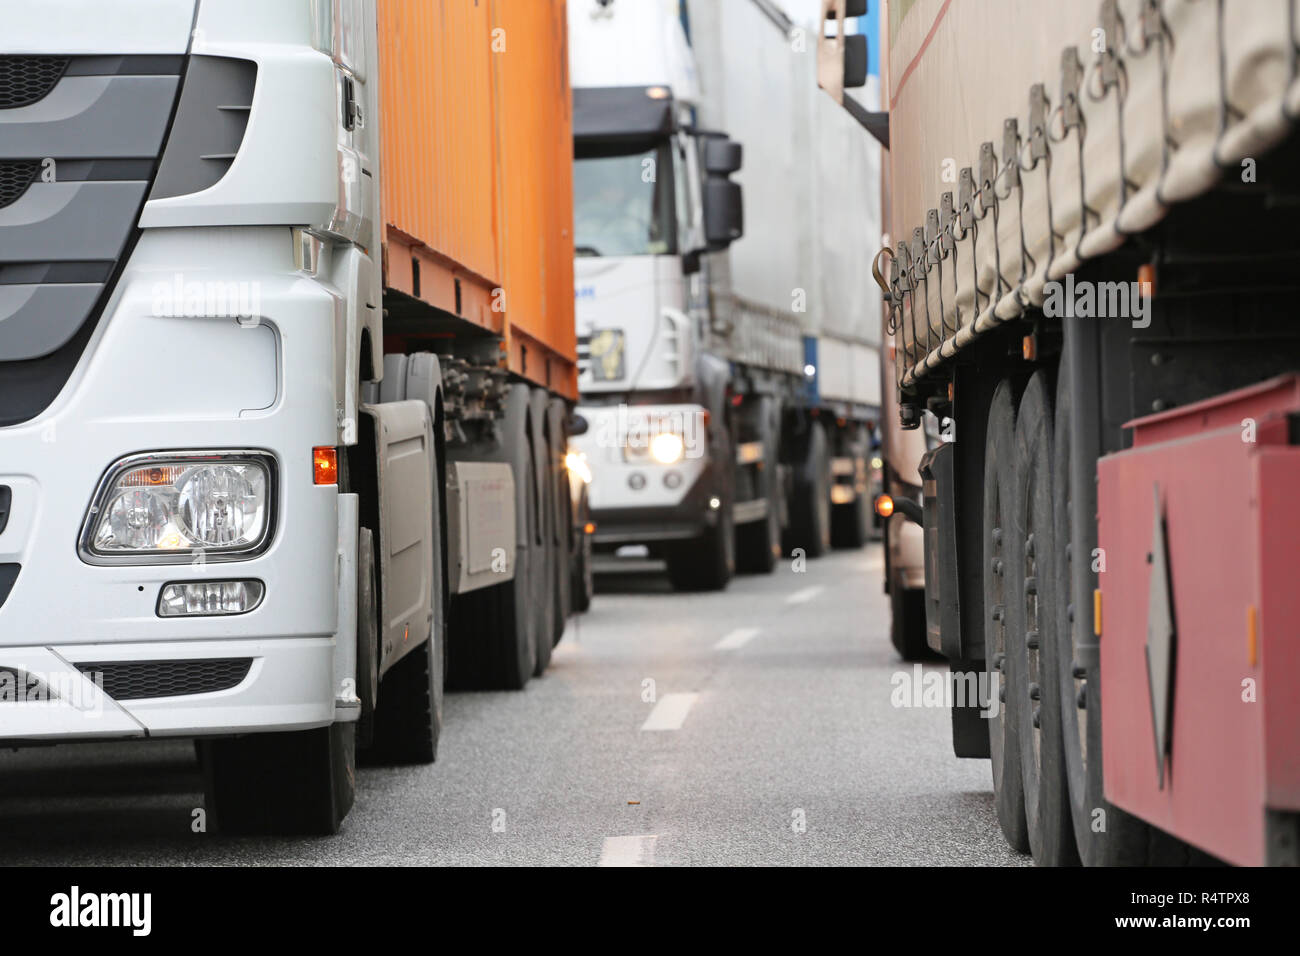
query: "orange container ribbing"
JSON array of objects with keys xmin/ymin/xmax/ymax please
[{"xmin": 377, "ymin": 0, "xmax": 576, "ymax": 398}]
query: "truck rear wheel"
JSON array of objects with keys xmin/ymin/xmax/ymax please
[
  {"xmin": 785, "ymin": 419, "xmax": 831, "ymax": 558},
  {"xmin": 1012, "ymin": 371, "xmax": 1077, "ymax": 865},
  {"xmin": 448, "ymin": 384, "xmax": 537, "ymax": 690},
  {"xmin": 200, "ymin": 722, "xmax": 356, "ymax": 835},
  {"xmin": 1052, "ymin": 349, "xmax": 1161, "ymax": 865},
  {"xmin": 983, "ymin": 379, "xmax": 1030, "ymax": 853}
]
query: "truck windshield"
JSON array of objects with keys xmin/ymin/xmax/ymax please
[{"xmin": 573, "ymin": 142, "xmax": 676, "ymax": 258}]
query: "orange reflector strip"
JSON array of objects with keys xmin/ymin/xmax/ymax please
[
  {"xmin": 1023, "ymin": 335, "xmax": 1037, "ymax": 361},
  {"xmin": 1247, "ymin": 605, "xmax": 1258, "ymax": 667},
  {"xmin": 875, "ymin": 494, "xmax": 894, "ymax": 518},
  {"xmin": 1094, "ymin": 589, "xmax": 1103, "ymax": 637},
  {"xmin": 313, "ymin": 446, "xmax": 338, "ymax": 485}
]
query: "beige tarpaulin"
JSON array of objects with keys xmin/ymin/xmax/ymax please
[{"xmin": 886, "ymin": 0, "xmax": 1296, "ymax": 388}]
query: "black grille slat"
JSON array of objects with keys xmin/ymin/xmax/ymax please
[
  {"xmin": 75, "ymin": 658, "xmax": 253, "ymax": 701},
  {"xmin": 0, "ymin": 160, "xmax": 38, "ymax": 209},
  {"xmin": 0, "ymin": 56, "xmax": 69, "ymax": 110}
]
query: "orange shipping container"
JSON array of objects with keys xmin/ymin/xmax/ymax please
[{"xmin": 377, "ymin": 0, "xmax": 577, "ymax": 399}]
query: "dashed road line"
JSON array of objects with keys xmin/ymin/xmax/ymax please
[
  {"xmin": 641, "ymin": 692, "xmax": 699, "ymax": 731},
  {"xmin": 714, "ymin": 627, "xmax": 760, "ymax": 650},
  {"xmin": 599, "ymin": 834, "xmax": 658, "ymax": 866},
  {"xmin": 786, "ymin": 585, "xmax": 824, "ymax": 605}
]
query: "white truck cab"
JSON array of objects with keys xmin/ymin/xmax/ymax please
[{"xmin": 567, "ymin": 0, "xmax": 745, "ymax": 590}]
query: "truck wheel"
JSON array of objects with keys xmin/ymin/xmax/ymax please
[
  {"xmin": 448, "ymin": 384, "xmax": 537, "ymax": 690},
  {"xmin": 832, "ymin": 427, "xmax": 872, "ymax": 549},
  {"xmin": 983, "ymin": 379, "xmax": 1030, "ymax": 853},
  {"xmin": 530, "ymin": 389, "xmax": 555, "ymax": 676},
  {"xmin": 889, "ymin": 573, "xmax": 929, "ymax": 661},
  {"xmin": 1012, "ymin": 371, "xmax": 1077, "ymax": 865},
  {"xmin": 1052, "ymin": 354, "xmax": 1155, "ymax": 865},
  {"xmin": 199, "ymin": 722, "xmax": 356, "ymax": 835},
  {"xmin": 785, "ymin": 419, "xmax": 831, "ymax": 558},
  {"xmin": 667, "ymin": 438, "xmax": 735, "ymax": 591},
  {"xmin": 571, "ymin": 486, "xmax": 594, "ymax": 613},
  {"xmin": 735, "ymin": 397, "xmax": 780, "ymax": 574},
  {"xmin": 548, "ymin": 397, "xmax": 572, "ymax": 646}
]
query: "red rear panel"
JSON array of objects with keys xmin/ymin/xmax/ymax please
[{"xmin": 1098, "ymin": 375, "xmax": 1300, "ymax": 865}]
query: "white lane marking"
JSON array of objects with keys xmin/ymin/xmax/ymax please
[
  {"xmin": 714, "ymin": 627, "xmax": 760, "ymax": 650},
  {"xmin": 786, "ymin": 585, "xmax": 824, "ymax": 605},
  {"xmin": 859, "ymin": 555, "xmax": 885, "ymax": 571},
  {"xmin": 640, "ymin": 692, "xmax": 699, "ymax": 731},
  {"xmin": 599, "ymin": 834, "xmax": 658, "ymax": 867}
]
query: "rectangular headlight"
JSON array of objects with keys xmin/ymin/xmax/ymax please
[{"xmin": 80, "ymin": 451, "xmax": 276, "ymax": 564}]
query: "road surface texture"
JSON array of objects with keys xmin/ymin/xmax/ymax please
[{"xmin": 0, "ymin": 544, "xmax": 1025, "ymax": 866}]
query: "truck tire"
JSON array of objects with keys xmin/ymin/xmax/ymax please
[
  {"xmin": 547, "ymin": 397, "xmax": 572, "ymax": 645},
  {"xmin": 1011, "ymin": 370, "xmax": 1077, "ymax": 865},
  {"xmin": 785, "ymin": 419, "xmax": 831, "ymax": 558},
  {"xmin": 1052, "ymin": 353, "xmax": 1158, "ymax": 865},
  {"xmin": 831, "ymin": 428, "xmax": 872, "ymax": 549},
  {"xmin": 199, "ymin": 722, "xmax": 356, "ymax": 835},
  {"xmin": 983, "ymin": 379, "xmax": 1030, "ymax": 853},
  {"xmin": 447, "ymin": 384, "xmax": 537, "ymax": 690},
  {"xmin": 889, "ymin": 573, "xmax": 929, "ymax": 661},
  {"xmin": 530, "ymin": 388, "xmax": 556, "ymax": 676},
  {"xmin": 735, "ymin": 396, "xmax": 780, "ymax": 574},
  {"xmin": 572, "ymin": 485, "xmax": 594, "ymax": 613},
  {"xmin": 667, "ymin": 435, "xmax": 735, "ymax": 591}
]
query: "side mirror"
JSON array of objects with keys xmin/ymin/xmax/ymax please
[
  {"xmin": 703, "ymin": 138, "xmax": 742, "ymax": 176},
  {"xmin": 567, "ymin": 413, "xmax": 589, "ymax": 437},
  {"xmin": 704, "ymin": 178, "xmax": 743, "ymax": 249}
]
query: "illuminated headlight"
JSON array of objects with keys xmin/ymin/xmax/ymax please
[
  {"xmin": 81, "ymin": 452, "xmax": 275, "ymax": 563},
  {"xmin": 565, "ymin": 450, "xmax": 593, "ymax": 485},
  {"xmin": 649, "ymin": 432, "xmax": 685, "ymax": 465},
  {"xmin": 158, "ymin": 580, "xmax": 265, "ymax": 617}
]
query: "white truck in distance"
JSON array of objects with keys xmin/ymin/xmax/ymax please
[{"xmin": 567, "ymin": 0, "xmax": 883, "ymax": 591}]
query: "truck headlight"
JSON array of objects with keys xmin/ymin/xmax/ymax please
[
  {"xmin": 649, "ymin": 432, "xmax": 685, "ymax": 465},
  {"xmin": 81, "ymin": 451, "xmax": 276, "ymax": 564}
]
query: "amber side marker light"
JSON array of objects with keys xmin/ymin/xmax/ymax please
[
  {"xmin": 584, "ymin": 521, "xmax": 596, "ymax": 535},
  {"xmin": 875, "ymin": 494, "xmax": 895, "ymax": 518},
  {"xmin": 314, "ymin": 446, "xmax": 338, "ymax": 485}
]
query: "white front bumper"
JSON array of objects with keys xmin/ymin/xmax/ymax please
[{"xmin": 1, "ymin": 637, "xmax": 334, "ymax": 741}]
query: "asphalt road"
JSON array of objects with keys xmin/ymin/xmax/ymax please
[{"xmin": 0, "ymin": 543, "xmax": 1026, "ymax": 866}]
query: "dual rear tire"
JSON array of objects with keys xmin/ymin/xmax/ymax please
[{"xmin": 986, "ymin": 362, "xmax": 1196, "ymax": 865}]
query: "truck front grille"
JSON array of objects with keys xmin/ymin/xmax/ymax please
[
  {"xmin": 74, "ymin": 658, "xmax": 253, "ymax": 701},
  {"xmin": 0, "ymin": 56, "xmax": 69, "ymax": 109},
  {"xmin": 0, "ymin": 160, "xmax": 37, "ymax": 210},
  {"xmin": 0, "ymin": 54, "xmax": 184, "ymax": 426}
]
